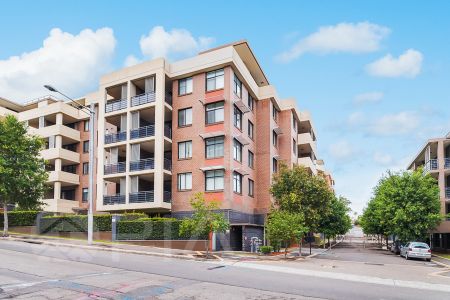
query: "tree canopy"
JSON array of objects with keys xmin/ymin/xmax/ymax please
[
  {"xmin": 360, "ymin": 169, "xmax": 441, "ymax": 242},
  {"xmin": 0, "ymin": 115, "xmax": 48, "ymax": 236},
  {"xmin": 319, "ymin": 196, "xmax": 352, "ymax": 240}
]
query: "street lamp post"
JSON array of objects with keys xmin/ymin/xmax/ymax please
[{"xmin": 44, "ymin": 85, "xmax": 95, "ymax": 245}]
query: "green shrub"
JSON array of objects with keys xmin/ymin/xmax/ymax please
[
  {"xmin": 117, "ymin": 220, "xmax": 206, "ymax": 240},
  {"xmin": 0, "ymin": 211, "xmax": 41, "ymax": 227},
  {"xmin": 260, "ymin": 246, "xmax": 273, "ymax": 254},
  {"xmin": 120, "ymin": 212, "xmax": 147, "ymax": 221},
  {"xmin": 39, "ymin": 215, "xmax": 112, "ymax": 233}
]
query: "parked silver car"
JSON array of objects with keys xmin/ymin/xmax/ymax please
[{"xmin": 399, "ymin": 242, "xmax": 431, "ymax": 261}]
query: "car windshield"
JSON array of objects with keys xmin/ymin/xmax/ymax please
[{"xmin": 411, "ymin": 243, "xmax": 429, "ymax": 249}]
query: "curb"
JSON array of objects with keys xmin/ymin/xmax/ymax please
[
  {"xmin": 4, "ymin": 236, "xmax": 198, "ymax": 261},
  {"xmin": 432, "ymin": 254, "xmax": 450, "ymax": 268}
]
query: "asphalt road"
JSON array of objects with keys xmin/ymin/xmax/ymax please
[{"xmin": 1, "ymin": 239, "xmax": 450, "ymax": 299}]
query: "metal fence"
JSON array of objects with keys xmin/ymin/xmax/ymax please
[
  {"xmin": 129, "ymin": 191, "xmax": 154, "ymax": 203},
  {"xmin": 131, "ymin": 92, "xmax": 156, "ymax": 107},
  {"xmin": 130, "ymin": 125, "xmax": 155, "ymax": 139},
  {"xmin": 104, "ymin": 162, "xmax": 126, "ymax": 174},
  {"xmin": 103, "ymin": 194, "xmax": 126, "ymax": 205},
  {"xmin": 105, "ymin": 131, "xmax": 127, "ymax": 144},
  {"xmin": 105, "ymin": 99, "xmax": 127, "ymax": 113}
]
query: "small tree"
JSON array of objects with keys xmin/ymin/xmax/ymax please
[
  {"xmin": 0, "ymin": 115, "xmax": 47, "ymax": 236},
  {"xmin": 319, "ymin": 196, "xmax": 352, "ymax": 247},
  {"xmin": 179, "ymin": 192, "xmax": 229, "ymax": 257},
  {"xmin": 266, "ymin": 208, "xmax": 307, "ymax": 257}
]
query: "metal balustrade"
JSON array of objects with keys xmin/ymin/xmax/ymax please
[
  {"xmin": 130, "ymin": 158, "xmax": 154, "ymax": 172},
  {"xmin": 164, "ymin": 158, "xmax": 172, "ymax": 171},
  {"xmin": 446, "ymin": 187, "xmax": 450, "ymax": 199},
  {"xmin": 445, "ymin": 158, "xmax": 450, "ymax": 169},
  {"xmin": 104, "ymin": 162, "xmax": 126, "ymax": 175},
  {"xmin": 424, "ymin": 159, "xmax": 438, "ymax": 173},
  {"xmin": 129, "ymin": 191, "xmax": 154, "ymax": 203},
  {"xmin": 131, "ymin": 92, "xmax": 155, "ymax": 107},
  {"xmin": 105, "ymin": 99, "xmax": 127, "ymax": 113},
  {"xmin": 103, "ymin": 194, "xmax": 125, "ymax": 205},
  {"xmin": 130, "ymin": 125, "xmax": 155, "ymax": 139},
  {"xmin": 105, "ymin": 131, "xmax": 126, "ymax": 144},
  {"xmin": 163, "ymin": 191, "xmax": 172, "ymax": 203},
  {"xmin": 164, "ymin": 125, "xmax": 172, "ymax": 139}
]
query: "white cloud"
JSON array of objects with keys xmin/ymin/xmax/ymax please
[
  {"xmin": 124, "ymin": 55, "xmax": 141, "ymax": 67},
  {"xmin": 369, "ymin": 111, "xmax": 420, "ymax": 135},
  {"xmin": 365, "ymin": 49, "xmax": 423, "ymax": 78},
  {"xmin": 328, "ymin": 140, "xmax": 356, "ymax": 160},
  {"xmin": 353, "ymin": 91, "xmax": 384, "ymax": 105},
  {"xmin": 0, "ymin": 28, "xmax": 116, "ymax": 103},
  {"xmin": 276, "ymin": 22, "xmax": 390, "ymax": 62},
  {"xmin": 373, "ymin": 152, "xmax": 393, "ymax": 166},
  {"xmin": 347, "ymin": 111, "xmax": 365, "ymax": 126},
  {"xmin": 138, "ymin": 26, "xmax": 214, "ymax": 61}
]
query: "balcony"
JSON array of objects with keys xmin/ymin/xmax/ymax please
[
  {"xmin": 445, "ymin": 158, "xmax": 450, "ymax": 169},
  {"xmin": 131, "ymin": 92, "xmax": 155, "ymax": 107},
  {"xmin": 41, "ymin": 148, "xmax": 80, "ymax": 164},
  {"xmin": 105, "ymin": 99, "xmax": 127, "ymax": 113},
  {"xmin": 103, "ymin": 194, "xmax": 126, "ymax": 205},
  {"xmin": 298, "ymin": 157, "xmax": 317, "ymax": 175},
  {"xmin": 104, "ymin": 162, "xmax": 126, "ymax": 175},
  {"xmin": 130, "ymin": 125, "xmax": 155, "ymax": 140},
  {"xmin": 33, "ymin": 124, "xmax": 80, "ymax": 142},
  {"xmin": 164, "ymin": 125, "xmax": 172, "ymax": 139},
  {"xmin": 424, "ymin": 159, "xmax": 438, "ymax": 173},
  {"xmin": 163, "ymin": 190, "xmax": 171, "ymax": 203},
  {"xmin": 130, "ymin": 158, "xmax": 154, "ymax": 172},
  {"xmin": 129, "ymin": 191, "xmax": 154, "ymax": 203},
  {"xmin": 105, "ymin": 131, "xmax": 127, "ymax": 144},
  {"xmin": 164, "ymin": 158, "xmax": 172, "ymax": 171},
  {"xmin": 47, "ymin": 171, "xmax": 79, "ymax": 185},
  {"xmin": 445, "ymin": 187, "xmax": 450, "ymax": 199}
]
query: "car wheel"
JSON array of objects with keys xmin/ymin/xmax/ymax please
[{"xmin": 426, "ymin": 258, "xmax": 431, "ymax": 262}]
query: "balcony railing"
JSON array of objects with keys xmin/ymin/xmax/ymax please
[
  {"xmin": 105, "ymin": 131, "xmax": 127, "ymax": 144},
  {"xmin": 105, "ymin": 99, "xmax": 127, "ymax": 113},
  {"xmin": 445, "ymin": 158, "xmax": 450, "ymax": 169},
  {"xmin": 164, "ymin": 125, "xmax": 172, "ymax": 139},
  {"xmin": 104, "ymin": 162, "xmax": 126, "ymax": 175},
  {"xmin": 130, "ymin": 158, "xmax": 154, "ymax": 172},
  {"xmin": 446, "ymin": 187, "xmax": 450, "ymax": 199},
  {"xmin": 164, "ymin": 158, "xmax": 172, "ymax": 171},
  {"xmin": 424, "ymin": 159, "xmax": 438, "ymax": 173},
  {"xmin": 130, "ymin": 125, "xmax": 155, "ymax": 140},
  {"xmin": 163, "ymin": 191, "xmax": 171, "ymax": 203},
  {"xmin": 129, "ymin": 191, "xmax": 154, "ymax": 203},
  {"xmin": 131, "ymin": 92, "xmax": 155, "ymax": 107},
  {"xmin": 103, "ymin": 194, "xmax": 125, "ymax": 205}
]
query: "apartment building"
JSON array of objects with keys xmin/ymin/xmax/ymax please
[
  {"xmin": 408, "ymin": 133, "xmax": 450, "ymax": 250},
  {"xmin": 0, "ymin": 41, "xmax": 334, "ymax": 250},
  {"xmin": 0, "ymin": 96, "xmax": 95, "ymax": 213}
]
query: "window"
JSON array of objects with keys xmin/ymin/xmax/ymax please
[
  {"xmin": 248, "ymin": 179, "xmax": 254, "ymax": 197},
  {"xmin": 293, "ymin": 115, "xmax": 297, "ymax": 132},
  {"xmin": 83, "ymin": 141, "xmax": 89, "ymax": 153},
  {"xmin": 233, "ymin": 106, "xmax": 242, "ymax": 130},
  {"xmin": 233, "ymin": 172, "xmax": 242, "ymax": 194},
  {"xmin": 248, "ymin": 150, "xmax": 254, "ymax": 169},
  {"xmin": 293, "ymin": 139, "xmax": 297, "ymax": 155},
  {"xmin": 206, "ymin": 69, "xmax": 224, "ymax": 91},
  {"xmin": 273, "ymin": 158, "xmax": 278, "ymax": 173},
  {"xmin": 82, "ymin": 188, "xmax": 89, "ymax": 202},
  {"xmin": 206, "ymin": 101, "xmax": 224, "ymax": 124},
  {"xmin": 233, "ymin": 74, "xmax": 242, "ymax": 98},
  {"xmin": 178, "ymin": 141, "xmax": 192, "ymax": 159},
  {"xmin": 177, "ymin": 173, "xmax": 192, "ymax": 190},
  {"xmin": 248, "ymin": 93, "xmax": 254, "ymax": 111},
  {"xmin": 84, "ymin": 120, "xmax": 90, "ymax": 132},
  {"xmin": 205, "ymin": 169, "xmax": 225, "ymax": 191},
  {"xmin": 273, "ymin": 104, "xmax": 279, "ymax": 122},
  {"xmin": 233, "ymin": 139, "xmax": 242, "ymax": 162},
  {"xmin": 248, "ymin": 121, "xmax": 254, "ymax": 139},
  {"xmin": 178, "ymin": 77, "xmax": 193, "ymax": 95},
  {"xmin": 83, "ymin": 162, "xmax": 89, "ymax": 175},
  {"xmin": 205, "ymin": 136, "xmax": 224, "ymax": 158},
  {"xmin": 178, "ymin": 107, "xmax": 193, "ymax": 127},
  {"xmin": 272, "ymin": 131, "xmax": 278, "ymax": 147}
]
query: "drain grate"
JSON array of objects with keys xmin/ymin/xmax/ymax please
[
  {"xmin": 207, "ymin": 265, "xmax": 226, "ymax": 270},
  {"xmin": 364, "ymin": 262, "xmax": 384, "ymax": 266}
]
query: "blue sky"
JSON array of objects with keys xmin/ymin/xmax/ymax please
[{"xmin": 1, "ymin": 1, "xmax": 449, "ymax": 214}]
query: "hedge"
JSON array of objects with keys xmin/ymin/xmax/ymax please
[
  {"xmin": 39, "ymin": 215, "xmax": 112, "ymax": 233},
  {"xmin": 0, "ymin": 211, "xmax": 41, "ymax": 227},
  {"xmin": 117, "ymin": 220, "xmax": 206, "ymax": 240},
  {"xmin": 120, "ymin": 213, "xmax": 147, "ymax": 221}
]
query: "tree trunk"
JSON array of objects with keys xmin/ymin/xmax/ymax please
[
  {"xmin": 323, "ymin": 234, "xmax": 326, "ymax": 249},
  {"xmin": 386, "ymin": 235, "xmax": 389, "ymax": 249},
  {"xmin": 3, "ymin": 202, "xmax": 8, "ymax": 237},
  {"xmin": 206, "ymin": 237, "xmax": 209, "ymax": 258},
  {"xmin": 284, "ymin": 241, "xmax": 288, "ymax": 258}
]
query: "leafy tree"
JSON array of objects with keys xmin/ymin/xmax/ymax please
[
  {"xmin": 361, "ymin": 169, "xmax": 441, "ymax": 245},
  {"xmin": 319, "ymin": 196, "xmax": 352, "ymax": 247},
  {"xmin": 266, "ymin": 208, "xmax": 307, "ymax": 257},
  {"xmin": 270, "ymin": 164, "xmax": 334, "ymax": 232},
  {"xmin": 179, "ymin": 192, "xmax": 229, "ymax": 257},
  {"xmin": 0, "ymin": 115, "xmax": 47, "ymax": 236}
]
